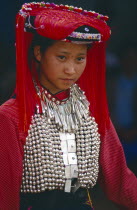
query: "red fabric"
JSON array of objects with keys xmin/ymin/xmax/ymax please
[
  {"xmin": 99, "ymin": 120, "xmax": 137, "ymax": 209},
  {"xmin": 0, "ymin": 99, "xmax": 137, "ymax": 210},
  {"xmin": 34, "ymin": 9, "xmax": 110, "ymax": 41},
  {"xmin": 0, "ymin": 99, "xmax": 24, "ymax": 210}
]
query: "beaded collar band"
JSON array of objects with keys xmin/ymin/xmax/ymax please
[
  {"xmin": 20, "ymin": 2, "xmax": 109, "ymax": 21},
  {"xmin": 66, "ymin": 31, "xmax": 101, "ymax": 42}
]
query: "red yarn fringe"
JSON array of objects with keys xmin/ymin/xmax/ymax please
[
  {"xmin": 15, "ymin": 14, "xmax": 41, "ymax": 138},
  {"xmin": 78, "ymin": 42, "xmax": 110, "ymax": 135}
]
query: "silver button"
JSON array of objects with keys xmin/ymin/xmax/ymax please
[
  {"xmin": 71, "ymin": 165, "xmax": 78, "ymax": 178},
  {"xmin": 68, "ymin": 140, "xmax": 76, "ymax": 152},
  {"xmin": 68, "ymin": 153, "xmax": 77, "ymax": 164}
]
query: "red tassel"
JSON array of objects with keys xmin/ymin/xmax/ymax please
[
  {"xmin": 78, "ymin": 42, "xmax": 110, "ymax": 136},
  {"xmin": 15, "ymin": 14, "xmax": 41, "ymax": 139}
]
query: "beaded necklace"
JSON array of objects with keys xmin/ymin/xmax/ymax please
[{"xmin": 21, "ymin": 84, "xmax": 100, "ymax": 193}]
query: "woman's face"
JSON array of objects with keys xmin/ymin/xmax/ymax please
[{"xmin": 34, "ymin": 41, "xmax": 87, "ymax": 94}]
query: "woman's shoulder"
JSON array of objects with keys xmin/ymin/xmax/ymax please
[
  {"xmin": 0, "ymin": 99, "xmax": 26, "ymax": 143},
  {"xmin": 0, "ymin": 98, "xmax": 19, "ymax": 121}
]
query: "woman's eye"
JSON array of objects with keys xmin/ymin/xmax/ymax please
[
  {"xmin": 77, "ymin": 57, "xmax": 85, "ymax": 62},
  {"xmin": 58, "ymin": 56, "xmax": 66, "ymax": 60}
]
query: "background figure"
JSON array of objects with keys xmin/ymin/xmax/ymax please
[{"xmin": 108, "ymin": 43, "xmax": 137, "ymax": 176}]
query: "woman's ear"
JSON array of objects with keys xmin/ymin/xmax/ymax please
[{"xmin": 33, "ymin": 46, "xmax": 41, "ymax": 62}]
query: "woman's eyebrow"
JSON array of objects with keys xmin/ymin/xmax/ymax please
[{"xmin": 57, "ymin": 51, "xmax": 86, "ymax": 56}]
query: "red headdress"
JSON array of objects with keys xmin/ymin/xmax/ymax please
[{"xmin": 15, "ymin": 2, "xmax": 111, "ymax": 141}]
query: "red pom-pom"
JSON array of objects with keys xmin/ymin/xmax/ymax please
[
  {"xmin": 64, "ymin": 5, "xmax": 69, "ymax": 10},
  {"xmin": 45, "ymin": 3, "xmax": 51, "ymax": 7},
  {"xmin": 22, "ymin": 7, "xmax": 26, "ymax": 12},
  {"xmin": 94, "ymin": 13, "xmax": 98, "ymax": 17},
  {"xmin": 103, "ymin": 16, "xmax": 109, "ymax": 21},
  {"xmin": 74, "ymin": 7, "xmax": 82, "ymax": 13},
  {"xmin": 87, "ymin": 11, "xmax": 95, "ymax": 17},
  {"xmin": 77, "ymin": 8, "xmax": 83, "ymax": 13},
  {"xmin": 82, "ymin": 10, "xmax": 88, "ymax": 15},
  {"xmin": 50, "ymin": 3, "xmax": 56, "ymax": 7},
  {"xmin": 54, "ymin": 5, "xmax": 59, "ymax": 9},
  {"xmin": 59, "ymin": 4, "xmax": 66, "ymax": 9}
]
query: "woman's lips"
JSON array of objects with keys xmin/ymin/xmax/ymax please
[
  {"xmin": 60, "ymin": 78, "xmax": 74, "ymax": 84},
  {"xmin": 60, "ymin": 78, "xmax": 74, "ymax": 81}
]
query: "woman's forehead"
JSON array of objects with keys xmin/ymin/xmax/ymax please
[{"xmin": 47, "ymin": 40, "xmax": 88, "ymax": 53}]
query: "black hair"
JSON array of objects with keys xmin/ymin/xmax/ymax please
[
  {"xmin": 29, "ymin": 33, "xmax": 56, "ymax": 64},
  {"xmin": 31, "ymin": 33, "xmax": 56, "ymax": 54}
]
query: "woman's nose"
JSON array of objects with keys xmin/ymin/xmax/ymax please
[{"xmin": 64, "ymin": 63, "xmax": 75, "ymax": 75}]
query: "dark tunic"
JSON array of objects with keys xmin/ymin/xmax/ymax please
[{"xmin": 20, "ymin": 189, "xmax": 93, "ymax": 210}]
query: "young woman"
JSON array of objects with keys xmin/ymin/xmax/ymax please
[{"xmin": 0, "ymin": 2, "xmax": 137, "ymax": 210}]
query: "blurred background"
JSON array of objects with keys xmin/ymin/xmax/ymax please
[{"xmin": 0, "ymin": 0, "xmax": 137, "ymax": 209}]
